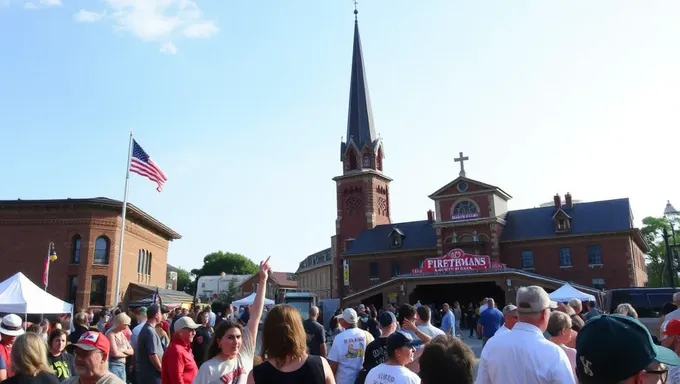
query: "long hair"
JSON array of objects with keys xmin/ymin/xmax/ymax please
[
  {"xmin": 11, "ymin": 333, "xmax": 53, "ymax": 376},
  {"xmin": 206, "ymin": 321, "xmax": 244, "ymax": 360},
  {"xmin": 261, "ymin": 305, "xmax": 307, "ymax": 365}
]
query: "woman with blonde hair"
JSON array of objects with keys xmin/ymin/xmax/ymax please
[
  {"xmin": 107, "ymin": 313, "xmax": 133, "ymax": 381},
  {"xmin": 616, "ymin": 303, "xmax": 639, "ymax": 318},
  {"xmin": 3, "ymin": 332, "xmax": 59, "ymax": 383},
  {"xmin": 246, "ymin": 305, "xmax": 334, "ymax": 384}
]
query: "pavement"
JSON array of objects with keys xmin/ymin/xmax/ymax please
[{"xmin": 458, "ymin": 331, "xmax": 484, "ymax": 358}]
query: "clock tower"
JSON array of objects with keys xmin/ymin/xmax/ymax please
[{"xmin": 332, "ymin": 9, "xmax": 392, "ymax": 297}]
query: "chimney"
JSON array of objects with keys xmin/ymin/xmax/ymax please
[
  {"xmin": 565, "ymin": 192, "xmax": 573, "ymax": 208},
  {"xmin": 427, "ymin": 210, "xmax": 434, "ymax": 222},
  {"xmin": 554, "ymin": 194, "xmax": 562, "ymax": 209}
]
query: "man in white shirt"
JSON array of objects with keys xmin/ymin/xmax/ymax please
[
  {"xmin": 416, "ymin": 306, "xmax": 445, "ymax": 339},
  {"xmin": 494, "ymin": 304, "xmax": 518, "ymax": 337},
  {"xmin": 328, "ymin": 308, "xmax": 374, "ymax": 384},
  {"xmin": 476, "ymin": 286, "xmax": 574, "ymax": 384}
]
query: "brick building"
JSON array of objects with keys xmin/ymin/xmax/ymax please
[
  {"xmin": 297, "ymin": 13, "xmax": 648, "ymax": 308},
  {"xmin": 0, "ymin": 197, "xmax": 181, "ymax": 310},
  {"xmin": 295, "ymin": 248, "xmax": 333, "ymax": 299},
  {"xmin": 239, "ymin": 272, "xmax": 297, "ymax": 302}
]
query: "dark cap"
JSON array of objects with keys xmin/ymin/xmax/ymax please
[
  {"xmin": 386, "ymin": 331, "xmax": 424, "ymax": 355},
  {"xmin": 378, "ymin": 311, "xmax": 397, "ymax": 327},
  {"xmin": 160, "ymin": 305, "xmax": 170, "ymax": 314},
  {"xmin": 576, "ymin": 314, "xmax": 680, "ymax": 383}
]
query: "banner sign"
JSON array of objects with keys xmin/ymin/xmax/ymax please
[
  {"xmin": 451, "ymin": 212, "xmax": 480, "ymax": 221},
  {"xmin": 343, "ymin": 259, "xmax": 350, "ymax": 286},
  {"xmin": 411, "ymin": 248, "xmax": 505, "ymax": 274}
]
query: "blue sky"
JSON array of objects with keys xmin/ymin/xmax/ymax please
[{"xmin": 1, "ymin": 1, "xmax": 680, "ymax": 274}]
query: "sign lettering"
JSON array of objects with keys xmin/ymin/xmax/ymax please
[{"xmin": 411, "ymin": 249, "xmax": 505, "ymax": 274}]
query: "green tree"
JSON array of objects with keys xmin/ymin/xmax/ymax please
[
  {"xmin": 190, "ymin": 251, "xmax": 258, "ymax": 277},
  {"xmin": 175, "ymin": 267, "xmax": 193, "ymax": 294},
  {"xmin": 641, "ymin": 216, "xmax": 679, "ymax": 287}
]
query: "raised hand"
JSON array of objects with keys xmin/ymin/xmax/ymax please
[{"xmin": 258, "ymin": 256, "xmax": 271, "ymax": 282}]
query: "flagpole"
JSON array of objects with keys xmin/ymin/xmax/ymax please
[{"xmin": 113, "ymin": 131, "xmax": 134, "ymax": 309}]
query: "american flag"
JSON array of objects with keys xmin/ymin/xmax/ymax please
[{"xmin": 130, "ymin": 140, "xmax": 167, "ymax": 192}]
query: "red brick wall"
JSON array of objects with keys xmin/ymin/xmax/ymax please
[
  {"xmin": 500, "ymin": 234, "xmax": 636, "ymax": 288},
  {"xmin": 348, "ymin": 250, "xmax": 436, "ymax": 293},
  {"xmin": 439, "ymin": 195, "xmax": 491, "ymax": 221},
  {"xmin": 0, "ymin": 204, "xmax": 171, "ymax": 311}
]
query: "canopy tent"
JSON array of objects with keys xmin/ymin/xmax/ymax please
[
  {"xmin": 549, "ymin": 283, "xmax": 596, "ymax": 303},
  {"xmin": 232, "ymin": 293, "xmax": 274, "ymax": 307},
  {"xmin": 0, "ymin": 272, "xmax": 73, "ymax": 314}
]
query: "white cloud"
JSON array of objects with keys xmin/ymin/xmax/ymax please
[
  {"xmin": 183, "ymin": 21, "xmax": 217, "ymax": 38},
  {"xmin": 24, "ymin": 0, "xmax": 60, "ymax": 9},
  {"xmin": 160, "ymin": 41, "xmax": 177, "ymax": 55},
  {"xmin": 100, "ymin": 0, "xmax": 219, "ymax": 46},
  {"xmin": 74, "ymin": 9, "xmax": 105, "ymax": 23},
  {"xmin": 39, "ymin": 0, "xmax": 60, "ymax": 5}
]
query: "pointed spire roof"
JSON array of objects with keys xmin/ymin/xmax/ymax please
[{"xmin": 344, "ymin": 14, "xmax": 377, "ymax": 154}]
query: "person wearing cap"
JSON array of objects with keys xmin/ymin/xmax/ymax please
[
  {"xmin": 134, "ymin": 305, "xmax": 164, "ymax": 384},
  {"xmin": 576, "ymin": 314, "xmax": 680, "ymax": 384},
  {"xmin": 476, "ymin": 285, "xmax": 574, "ymax": 384},
  {"xmin": 661, "ymin": 318, "xmax": 680, "ymax": 383},
  {"xmin": 161, "ymin": 316, "xmax": 200, "ymax": 384},
  {"xmin": 494, "ymin": 304, "xmax": 518, "ymax": 337},
  {"xmin": 191, "ymin": 310, "xmax": 214, "ymax": 367},
  {"xmin": 130, "ymin": 307, "xmax": 148, "ymax": 349},
  {"xmin": 159, "ymin": 306, "xmax": 171, "ymax": 334},
  {"xmin": 355, "ymin": 310, "xmax": 400, "ymax": 384},
  {"xmin": 364, "ymin": 331, "xmax": 422, "ymax": 384},
  {"xmin": 0, "ymin": 314, "xmax": 25, "ymax": 378},
  {"xmin": 328, "ymin": 308, "xmax": 374, "ymax": 384},
  {"xmin": 63, "ymin": 331, "xmax": 125, "ymax": 384}
]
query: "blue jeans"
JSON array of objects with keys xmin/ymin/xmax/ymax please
[{"xmin": 109, "ymin": 361, "xmax": 126, "ymax": 382}]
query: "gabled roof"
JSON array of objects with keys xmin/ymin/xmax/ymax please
[
  {"xmin": 501, "ymin": 198, "xmax": 633, "ymax": 242},
  {"xmin": 344, "ymin": 220, "xmax": 437, "ymax": 256},
  {"xmin": 428, "ymin": 176, "xmax": 512, "ymax": 200},
  {"xmin": 270, "ymin": 272, "xmax": 298, "ymax": 288},
  {"xmin": 0, "ymin": 197, "xmax": 181, "ymax": 240}
]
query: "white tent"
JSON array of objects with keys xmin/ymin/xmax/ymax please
[
  {"xmin": 232, "ymin": 293, "xmax": 274, "ymax": 307},
  {"xmin": 549, "ymin": 283, "xmax": 596, "ymax": 303},
  {"xmin": 0, "ymin": 272, "xmax": 73, "ymax": 314}
]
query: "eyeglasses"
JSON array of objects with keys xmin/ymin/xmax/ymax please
[{"xmin": 645, "ymin": 368, "xmax": 668, "ymax": 384}]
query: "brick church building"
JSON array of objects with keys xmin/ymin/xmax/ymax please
[{"xmin": 308, "ymin": 12, "xmax": 649, "ymax": 308}]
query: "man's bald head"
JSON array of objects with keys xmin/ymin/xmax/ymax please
[{"xmin": 309, "ymin": 306, "xmax": 319, "ymax": 319}]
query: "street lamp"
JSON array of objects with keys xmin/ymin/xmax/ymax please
[{"xmin": 664, "ymin": 201, "xmax": 679, "ymax": 288}]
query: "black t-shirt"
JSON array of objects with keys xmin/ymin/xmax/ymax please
[
  {"xmin": 3, "ymin": 372, "xmax": 60, "ymax": 384},
  {"xmin": 47, "ymin": 352, "xmax": 75, "ymax": 382},
  {"xmin": 363, "ymin": 337, "xmax": 389, "ymax": 371},
  {"xmin": 303, "ymin": 318, "xmax": 326, "ymax": 356}
]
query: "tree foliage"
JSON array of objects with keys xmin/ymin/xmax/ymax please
[
  {"xmin": 174, "ymin": 267, "xmax": 193, "ymax": 294},
  {"xmin": 642, "ymin": 216, "xmax": 679, "ymax": 287},
  {"xmin": 190, "ymin": 251, "xmax": 259, "ymax": 277}
]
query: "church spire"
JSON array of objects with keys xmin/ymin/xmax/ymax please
[{"xmin": 341, "ymin": 3, "xmax": 377, "ymax": 160}]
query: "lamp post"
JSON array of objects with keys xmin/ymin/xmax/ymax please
[
  {"xmin": 663, "ymin": 227, "xmax": 675, "ymax": 289},
  {"xmin": 664, "ymin": 201, "xmax": 679, "ymax": 289},
  {"xmin": 42, "ymin": 242, "xmax": 58, "ymax": 321}
]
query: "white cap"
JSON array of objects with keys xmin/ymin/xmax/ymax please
[
  {"xmin": 516, "ymin": 286, "xmax": 558, "ymax": 314},
  {"xmin": 173, "ymin": 316, "xmax": 200, "ymax": 332},
  {"xmin": 336, "ymin": 308, "xmax": 358, "ymax": 324}
]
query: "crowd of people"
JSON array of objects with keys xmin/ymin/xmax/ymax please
[{"xmin": 2, "ymin": 259, "xmax": 680, "ymax": 383}]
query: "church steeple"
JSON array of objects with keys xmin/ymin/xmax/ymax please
[{"xmin": 340, "ymin": 7, "xmax": 383, "ymax": 174}]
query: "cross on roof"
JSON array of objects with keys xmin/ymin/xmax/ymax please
[{"xmin": 454, "ymin": 152, "xmax": 469, "ymax": 177}]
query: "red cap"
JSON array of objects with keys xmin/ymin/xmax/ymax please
[
  {"xmin": 663, "ymin": 319, "xmax": 680, "ymax": 337},
  {"xmin": 70, "ymin": 331, "xmax": 110, "ymax": 355}
]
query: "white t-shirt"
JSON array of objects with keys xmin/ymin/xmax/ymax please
[
  {"xmin": 193, "ymin": 328, "xmax": 255, "ymax": 384},
  {"xmin": 365, "ymin": 363, "xmax": 421, "ymax": 384},
  {"xmin": 328, "ymin": 327, "xmax": 371, "ymax": 384},
  {"xmin": 417, "ymin": 323, "xmax": 445, "ymax": 339}
]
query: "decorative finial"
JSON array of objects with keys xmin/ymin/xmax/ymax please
[
  {"xmin": 454, "ymin": 151, "xmax": 469, "ymax": 178},
  {"xmin": 354, "ymin": 0, "xmax": 358, "ymax": 20}
]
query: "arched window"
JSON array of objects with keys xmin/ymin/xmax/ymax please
[
  {"xmin": 71, "ymin": 235, "xmax": 82, "ymax": 264},
  {"xmin": 451, "ymin": 200, "xmax": 480, "ymax": 220},
  {"xmin": 137, "ymin": 250, "xmax": 143, "ymax": 274},
  {"xmin": 146, "ymin": 251, "xmax": 152, "ymax": 275},
  {"xmin": 362, "ymin": 153, "xmax": 372, "ymax": 169},
  {"xmin": 93, "ymin": 236, "xmax": 110, "ymax": 264},
  {"xmin": 347, "ymin": 149, "xmax": 358, "ymax": 170}
]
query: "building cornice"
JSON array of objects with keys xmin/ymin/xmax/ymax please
[{"xmin": 332, "ymin": 170, "xmax": 392, "ymax": 182}]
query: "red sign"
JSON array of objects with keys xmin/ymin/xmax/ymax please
[{"xmin": 411, "ymin": 249, "xmax": 504, "ymax": 274}]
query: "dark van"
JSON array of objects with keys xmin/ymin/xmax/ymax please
[{"xmin": 603, "ymin": 287, "xmax": 679, "ymax": 335}]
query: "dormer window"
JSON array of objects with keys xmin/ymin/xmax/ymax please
[
  {"xmin": 388, "ymin": 227, "xmax": 405, "ymax": 248},
  {"xmin": 553, "ymin": 209, "xmax": 572, "ymax": 233}
]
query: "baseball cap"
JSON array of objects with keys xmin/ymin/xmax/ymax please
[
  {"xmin": 378, "ymin": 311, "xmax": 397, "ymax": 327},
  {"xmin": 516, "ymin": 286, "xmax": 558, "ymax": 313},
  {"xmin": 138, "ymin": 306, "xmax": 147, "ymax": 315},
  {"xmin": 662, "ymin": 319, "xmax": 680, "ymax": 338},
  {"xmin": 173, "ymin": 316, "xmax": 201, "ymax": 332},
  {"xmin": 359, "ymin": 304, "xmax": 366, "ymax": 310},
  {"xmin": 386, "ymin": 331, "xmax": 424, "ymax": 355},
  {"xmin": 576, "ymin": 314, "xmax": 680, "ymax": 383},
  {"xmin": 160, "ymin": 305, "xmax": 170, "ymax": 314},
  {"xmin": 502, "ymin": 304, "xmax": 518, "ymax": 316},
  {"xmin": 69, "ymin": 331, "xmax": 110, "ymax": 355},
  {"xmin": 673, "ymin": 292, "xmax": 680, "ymax": 302},
  {"xmin": 335, "ymin": 308, "xmax": 358, "ymax": 324}
]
